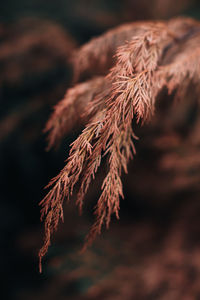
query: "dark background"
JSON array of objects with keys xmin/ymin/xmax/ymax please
[{"xmin": 1, "ymin": 1, "xmax": 200, "ymax": 299}]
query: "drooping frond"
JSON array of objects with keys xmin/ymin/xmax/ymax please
[
  {"xmin": 39, "ymin": 17, "xmax": 200, "ymax": 272},
  {"xmin": 72, "ymin": 21, "xmax": 157, "ymax": 81},
  {"xmin": 44, "ymin": 77, "xmax": 108, "ymax": 149},
  {"xmin": 72, "ymin": 17, "xmax": 198, "ymax": 81},
  {"xmin": 162, "ymin": 42, "xmax": 200, "ymax": 93}
]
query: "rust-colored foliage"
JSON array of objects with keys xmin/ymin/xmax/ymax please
[
  {"xmin": 44, "ymin": 76, "xmax": 108, "ymax": 149},
  {"xmin": 39, "ymin": 17, "xmax": 200, "ymax": 271}
]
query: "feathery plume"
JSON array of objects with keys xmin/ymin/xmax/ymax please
[{"xmin": 39, "ymin": 17, "xmax": 200, "ymax": 271}]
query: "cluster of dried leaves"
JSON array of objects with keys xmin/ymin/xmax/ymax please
[{"xmin": 39, "ymin": 17, "xmax": 200, "ymax": 271}]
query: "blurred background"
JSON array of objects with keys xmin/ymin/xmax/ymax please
[{"xmin": 1, "ymin": 1, "xmax": 200, "ymax": 299}]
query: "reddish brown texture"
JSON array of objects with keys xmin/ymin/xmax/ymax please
[
  {"xmin": 39, "ymin": 17, "xmax": 200, "ymax": 271},
  {"xmin": 45, "ymin": 77, "xmax": 108, "ymax": 149}
]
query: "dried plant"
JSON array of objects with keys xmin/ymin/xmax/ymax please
[
  {"xmin": 39, "ymin": 17, "xmax": 200, "ymax": 271},
  {"xmin": 45, "ymin": 76, "xmax": 108, "ymax": 149}
]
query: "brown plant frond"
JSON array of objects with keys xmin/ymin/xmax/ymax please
[
  {"xmin": 80, "ymin": 24, "xmax": 177, "ymax": 246},
  {"xmin": 108, "ymin": 24, "xmax": 176, "ymax": 122},
  {"xmin": 83, "ymin": 124, "xmax": 137, "ymax": 250},
  {"xmin": 39, "ymin": 17, "xmax": 200, "ymax": 271},
  {"xmin": 156, "ymin": 33, "xmax": 200, "ymax": 105},
  {"xmin": 44, "ymin": 77, "xmax": 108, "ymax": 149},
  {"xmin": 163, "ymin": 47, "xmax": 200, "ymax": 92},
  {"xmin": 72, "ymin": 21, "xmax": 156, "ymax": 81},
  {"xmin": 39, "ymin": 114, "xmax": 106, "ymax": 271},
  {"xmin": 72, "ymin": 17, "xmax": 198, "ymax": 82}
]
